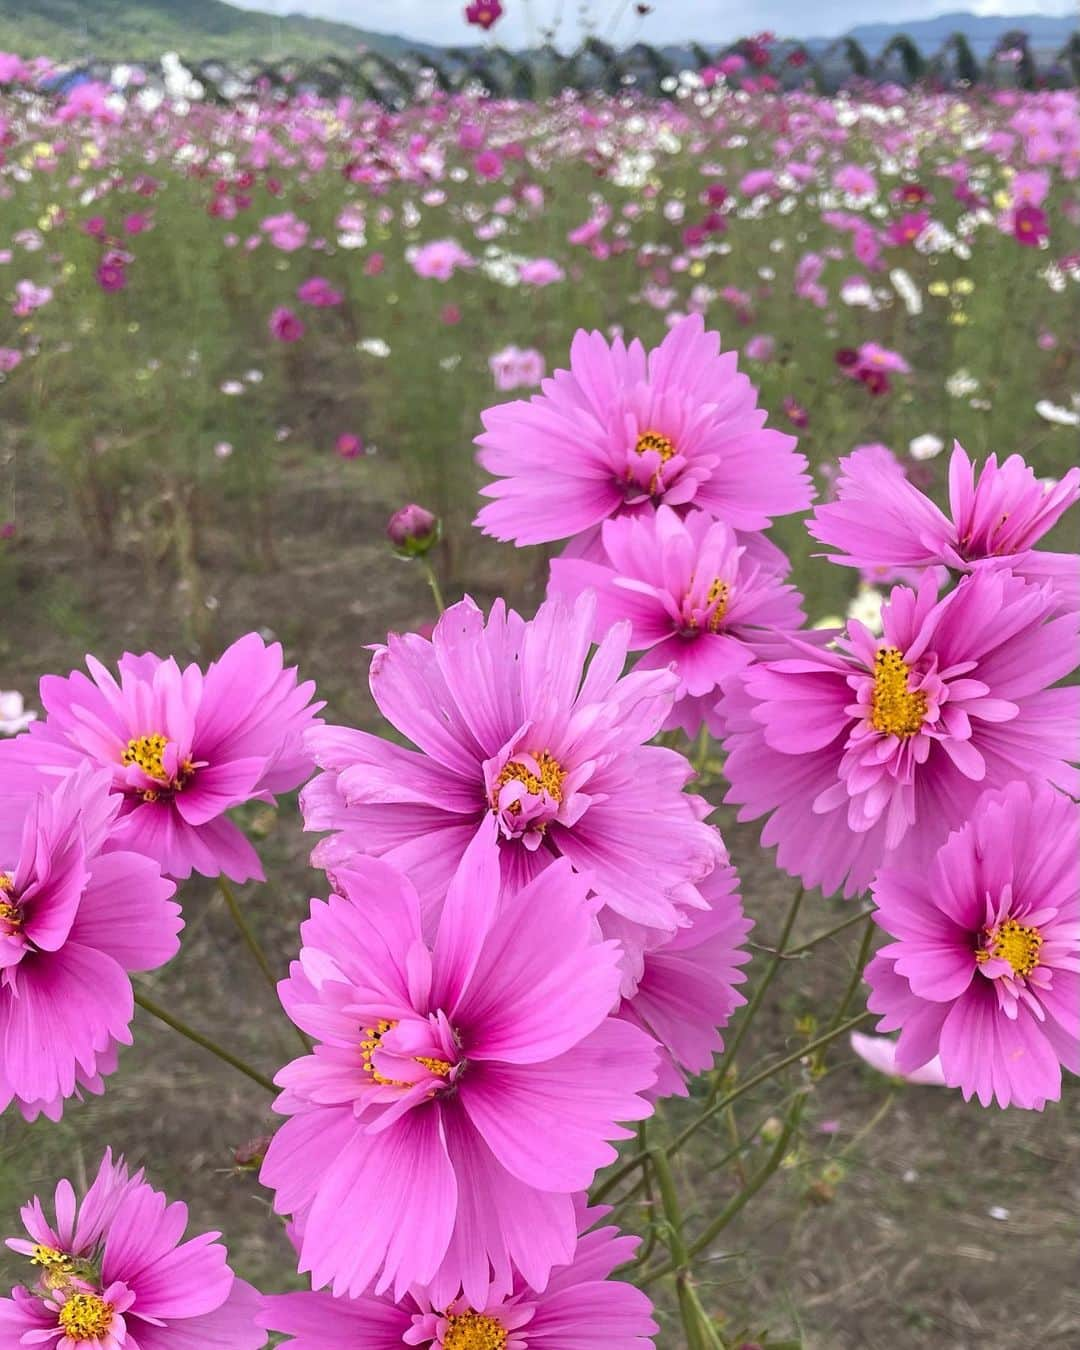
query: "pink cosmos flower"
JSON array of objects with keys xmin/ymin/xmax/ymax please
[
  {"xmin": 411, "ymin": 239, "xmax": 474, "ymax": 281},
  {"xmin": 259, "ymin": 1205, "xmax": 656, "ymax": 1348},
  {"xmin": 301, "ymin": 593, "xmax": 721, "ymax": 933},
  {"xmin": 474, "ymin": 314, "xmax": 811, "ymax": 548},
  {"xmin": 0, "ymin": 348, "xmax": 22, "ymax": 373},
  {"xmin": 0, "ymin": 633, "xmax": 322, "ymax": 883},
  {"xmin": 548, "ymin": 507, "xmax": 807, "ymax": 739},
  {"xmin": 260, "ymin": 843, "xmax": 658, "ymax": 1303},
  {"xmin": 849, "ymin": 1032, "xmax": 946, "ymax": 1086},
  {"xmin": 465, "ymin": 0, "xmax": 503, "ymax": 29},
  {"xmin": 296, "ymin": 276, "xmax": 344, "ymax": 307},
  {"xmin": 269, "ymin": 306, "xmax": 305, "ymax": 342},
  {"xmin": 794, "ymin": 252, "xmax": 828, "ymax": 308},
  {"xmin": 809, "ymin": 442, "xmax": 1080, "ymax": 615},
  {"xmin": 260, "ymin": 211, "xmax": 309, "ymax": 252},
  {"xmin": 518, "ymin": 257, "xmax": 564, "ymax": 286},
  {"xmin": 722, "ymin": 569, "xmax": 1080, "ymax": 899},
  {"xmin": 1012, "ymin": 203, "xmax": 1049, "ymax": 247},
  {"xmin": 613, "ymin": 857, "xmax": 752, "ymax": 1099},
  {"xmin": 0, "ymin": 1149, "xmax": 266, "ymax": 1348},
  {"xmin": 0, "ymin": 770, "xmax": 180, "ymax": 1120},
  {"xmin": 744, "ymin": 334, "xmax": 775, "ymax": 362},
  {"xmin": 488, "ymin": 345, "xmax": 546, "ymax": 391},
  {"xmin": 865, "ymin": 781, "xmax": 1079, "ymax": 1110},
  {"xmin": 12, "ymin": 280, "xmax": 53, "ymax": 316},
  {"xmin": 833, "ymin": 164, "xmax": 877, "ymax": 198}
]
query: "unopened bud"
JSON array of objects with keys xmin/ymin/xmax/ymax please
[
  {"xmin": 233, "ymin": 1135, "xmax": 272, "ymax": 1172},
  {"xmin": 386, "ymin": 504, "xmax": 440, "ymax": 558}
]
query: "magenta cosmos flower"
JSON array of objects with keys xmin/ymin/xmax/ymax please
[
  {"xmin": 809, "ymin": 442, "xmax": 1080, "ymax": 616},
  {"xmin": 548, "ymin": 507, "xmax": 807, "ymax": 738},
  {"xmin": 865, "ymin": 781, "xmax": 1079, "ymax": 1110},
  {"xmin": 0, "ymin": 1148, "xmax": 266, "ymax": 1348},
  {"xmin": 301, "ymin": 594, "xmax": 722, "ymax": 933},
  {"xmin": 612, "ymin": 857, "xmax": 752, "ymax": 1099},
  {"xmin": 722, "ymin": 569, "xmax": 1080, "ymax": 899},
  {"xmin": 259, "ymin": 1205, "xmax": 656, "ymax": 1349},
  {"xmin": 260, "ymin": 838, "xmax": 658, "ymax": 1305},
  {"xmin": 0, "ymin": 633, "xmax": 322, "ymax": 882},
  {"xmin": 0, "ymin": 769, "xmax": 180, "ymax": 1121},
  {"xmin": 473, "ymin": 313, "xmax": 811, "ymax": 547}
]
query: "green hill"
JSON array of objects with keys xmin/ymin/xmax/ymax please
[{"xmin": 0, "ymin": 0, "xmax": 415, "ymax": 61}]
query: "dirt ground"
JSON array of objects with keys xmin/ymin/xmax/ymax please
[{"xmin": 0, "ymin": 442, "xmax": 1076, "ymax": 1349}]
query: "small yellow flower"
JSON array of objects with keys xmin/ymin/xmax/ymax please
[
  {"xmin": 948, "ymin": 311, "xmax": 969, "ymax": 326},
  {"xmin": 688, "ymin": 261, "xmax": 705, "ymax": 277},
  {"xmin": 927, "ymin": 280, "xmax": 950, "ymax": 297},
  {"xmin": 953, "ymin": 277, "xmax": 975, "ymax": 295}
]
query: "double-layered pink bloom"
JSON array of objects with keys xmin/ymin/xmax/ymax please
[
  {"xmin": 474, "ymin": 314, "xmax": 811, "ymax": 548},
  {"xmin": 548, "ymin": 507, "xmax": 807, "ymax": 737},
  {"xmin": 0, "ymin": 1149, "xmax": 266, "ymax": 1347},
  {"xmin": 0, "ymin": 633, "xmax": 322, "ymax": 882},
  {"xmin": 261, "ymin": 840, "xmax": 658, "ymax": 1303},
  {"xmin": 723, "ymin": 569, "xmax": 1079, "ymax": 898},
  {"xmin": 865, "ymin": 782, "xmax": 1079, "ymax": 1110},
  {"xmin": 259, "ymin": 1206, "xmax": 657, "ymax": 1349},
  {"xmin": 0, "ymin": 770, "xmax": 181, "ymax": 1121},
  {"xmin": 302, "ymin": 594, "xmax": 722, "ymax": 933},
  {"xmin": 809, "ymin": 442, "xmax": 1080, "ymax": 615}
]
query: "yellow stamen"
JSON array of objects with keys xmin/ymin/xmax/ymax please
[
  {"xmin": 122, "ymin": 732, "xmax": 170, "ymax": 782},
  {"xmin": 977, "ymin": 918, "xmax": 1042, "ymax": 977},
  {"xmin": 442, "ymin": 1310, "xmax": 508, "ymax": 1350},
  {"xmin": 870, "ymin": 648, "xmax": 927, "ymax": 738},
  {"xmin": 493, "ymin": 751, "xmax": 566, "ymax": 811},
  {"xmin": 58, "ymin": 1293, "xmax": 113, "ymax": 1339},
  {"xmin": 634, "ymin": 429, "xmax": 676, "ymax": 463},
  {"xmin": 361, "ymin": 1021, "xmax": 453, "ymax": 1087},
  {"xmin": 706, "ymin": 578, "xmax": 730, "ymax": 633}
]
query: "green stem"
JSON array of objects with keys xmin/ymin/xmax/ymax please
[
  {"xmin": 133, "ymin": 989, "xmax": 276, "ymax": 1094},
  {"xmin": 421, "ymin": 558, "xmax": 445, "ymax": 614},
  {"xmin": 218, "ymin": 878, "xmax": 310, "ymax": 1054},
  {"xmin": 783, "ymin": 906, "xmax": 874, "ymax": 958}
]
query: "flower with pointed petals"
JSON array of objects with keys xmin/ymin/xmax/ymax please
[
  {"xmin": 612, "ymin": 858, "xmax": 752, "ymax": 1099},
  {"xmin": 865, "ymin": 781, "xmax": 1079, "ymax": 1110},
  {"xmin": 722, "ymin": 569, "xmax": 1079, "ymax": 899},
  {"xmin": 474, "ymin": 313, "xmax": 811, "ymax": 548},
  {"xmin": 0, "ymin": 769, "xmax": 180, "ymax": 1121},
  {"xmin": 0, "ymin": 633, "xmax": 322, "ymax": 883},
  {"xmin": 259, "ymin": 1205, "xmax": 657, "ymax": 1349},
  {"xmin": 809, "ymin": 442, "xmax": 1080, "ymax": 615},
  {"xmin": 260, "ymin": 838, "xmax": 658, "ymax": 1305},
  {"xmin": 301, "ymin": 593, "xmax": 722, "ymax": 934},
  {"xmin": 0, "ymin": 1149, "xmax": 266, "ymax": 1347},
  {"xmin": 548, "ymin": 506, "xmax": 807, "ymax": 738}
]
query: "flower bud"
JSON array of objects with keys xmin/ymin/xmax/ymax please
[
  {"xmin": 387, "ymin": 504, "xmax": 440, "ymax": 558},
  {"xmin": 233, "ymin": 1135, "xmax": 273, "ymax": 1172}
]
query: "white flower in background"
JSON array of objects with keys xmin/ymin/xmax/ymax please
[
  {"xmin": 840, "ymin": 277, "xmax": 877, "ymax": 308},
  {"xmin": 214, "ymin": 441, "xmax": 233, "ymax": 459},
  {"xmin": 1035, "ymin": 398, "xmax": 1080, "ymax": 427},
  {"xmin": 946, "ymin": 369, "xmax": 979, "ymax": 398},
  {"xmin": 909, "ymin": 433, "xmax": 945, "ymax": 461},
  {"xmin": 0, "ymin": 691, "xmax": 35, "ymax": 736},
  {"xmin": 357, "ymin": 338, "xmax": 390, "ymax": 357},
  {"xmin": 847, "ymin": 584, "xmax": 886, "ymax": 635},
  {"xmin": 219, "ymin": 379, "xmax": 244, "ymax": 396},
  {"xmin": 889, "ymin": 267, "xmax": 923, "ymax": 316}
]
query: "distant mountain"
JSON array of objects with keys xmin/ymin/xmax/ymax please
[
  {"xmin": 0, "ymin": 0, "xmax": 418, "ymax": 60},
  {"xmin": 841, "ymin": 11, "xmax": 1077, "ymax": 56}
]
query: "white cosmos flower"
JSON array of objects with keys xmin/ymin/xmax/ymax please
[{"xmin": 909, "ymin": 434, "xmax": 945, "ymax": 460}]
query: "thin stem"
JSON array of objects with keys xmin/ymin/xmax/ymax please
[
  {"xmin": 421, "ymin": 558, "xmax": 445, "ymax": 614},
  {"xmin": 133, "ymin": 990, "xmax": 276, "ymax": 1094},
  {"xmin": 218, "ymin": 878, "xmax": 310, "ymax": 1054},
  {"xmin": 783, "ymin": 906, "xmax": 874, "ymax": 958}
]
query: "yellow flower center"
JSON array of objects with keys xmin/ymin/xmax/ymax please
[
  {"xmin": 706, "ymin": 578, "xmax": 730, "ymax": 633},
  {"xmin": 58, "ymin": 1293, "xmax": 113, "ymax": 1339},
  {"xmin": 634, "ymin": 429, "xmax": 676, "ymax": 463},
  {"xmin": 360, "ymin": 1020, "xmax": 453, "ymax": 1087},
  {"xmin": 870, "ymin": 648, "xmax": 927, "ymax": 738},
  {"xmin": 977, "ymin": 918, "xmax": 1043, "ymax": 978},
  {"xmin": 122, "ymin": 733, "xmax": 194, "ymax": 801},
  {"xmin": 122, "ymin": 732, "xmax": 170, "ymax": 781},
  {"xmin": 493, "ymin": 751, "xmax": 566, "ymax": 811},
  {"xmin": 31, "ymin": 1245, "xmax": 72, "ymax": 1271},
  {"xmin": 442, "ymin": 1310, "xmax": 508, "ymax": 1350}
]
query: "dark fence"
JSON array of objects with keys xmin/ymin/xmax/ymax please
[{"xmin": 23, "ymin": 30, "xmax": 1080, "ymax": 104}]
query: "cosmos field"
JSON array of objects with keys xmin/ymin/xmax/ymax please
[{"xmin": 0, "ymin": 50, "xmax": 1078, "ymax": 1350}]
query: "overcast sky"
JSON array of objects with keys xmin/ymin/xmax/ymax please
[{"xmin": 230, "ymin": 1, "xmax": 1078, "ymax": 47}]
